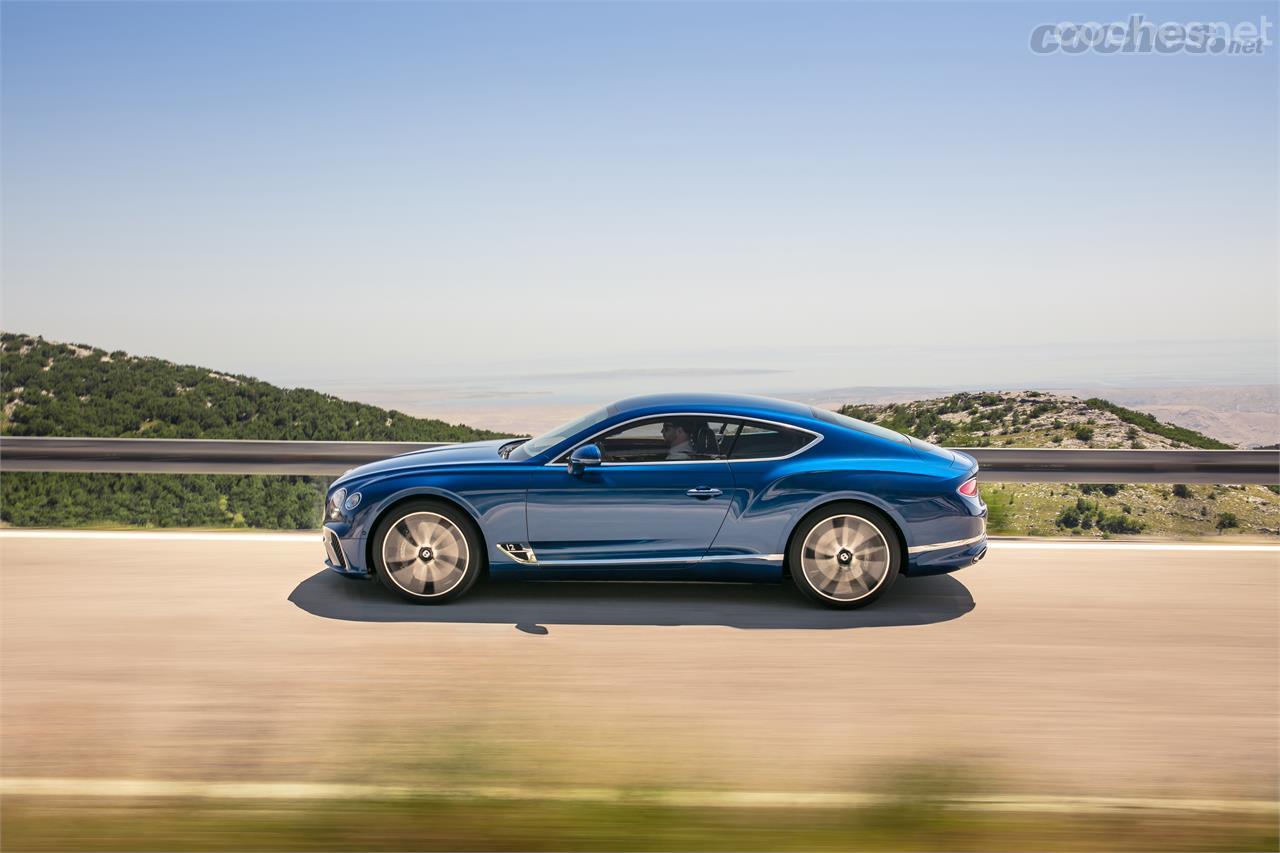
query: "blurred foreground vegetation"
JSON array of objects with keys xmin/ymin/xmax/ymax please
[
  {"xmin": 4, "ymin": 749, "xmax": 1275, "ymax": 851},
  {"xmin": 4, "ymin": 790, "xmax": 1273, "ymax": 852}
]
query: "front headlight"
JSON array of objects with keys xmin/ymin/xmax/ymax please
[
  {"xmin": 326, "ymin": 488, "xmax": 347, "ymax": 522},
  {"xmin": 344, "ymin": 492, "xmax": 362, "ymax": 511}
]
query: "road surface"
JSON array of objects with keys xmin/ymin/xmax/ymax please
[{"xmin": 1, "ymin": 532, "xmax": 1276, "ymax": 802}]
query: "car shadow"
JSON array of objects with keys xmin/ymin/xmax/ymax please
[{"xmin": 287, "ymin": 570, "xmax": 975, "ymax": 631}]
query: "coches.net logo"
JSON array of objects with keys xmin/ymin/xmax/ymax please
[{"xmin": 1030, "ymin": 13, "xmax": 1273, "ymax": 55}]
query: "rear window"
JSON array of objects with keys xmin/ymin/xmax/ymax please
[{"xmin": 811, "ymin": 407, "xmax": 909, "ymax": 444}]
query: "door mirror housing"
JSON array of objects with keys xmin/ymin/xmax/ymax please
[{"xmin": 567, "ymin": 443, "xmax": 602, "ymax": 475}]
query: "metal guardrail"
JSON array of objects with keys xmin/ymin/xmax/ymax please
[
  {"xmin": 966, "ymin": 448, "xmax": 1277, "ymax": 484},
  {"xmin": 0, "ymin": 437, "xmax": 1276, "ymax": 483},
  {"xmin": 0, "ymin": 438, "xmax": 451, "ymax": 476}
]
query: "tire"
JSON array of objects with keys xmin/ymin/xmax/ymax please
[
  {"xmin": 371, "ymin": 499, "xmax": 485, "ymax": 604},
  {"xmin": 788, "ymin": 503, "xmax": 901, "ymax": 609}
]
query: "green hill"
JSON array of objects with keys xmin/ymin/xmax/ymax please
[
  {"xmin": 838, "ymin": 391, "xmax": 1278, "ymax": 539},
  {"xmin": 0, "ymin": 332, "xmax": 510, "ymax": 529},
  {"xmin": 1, "ymin": 332, "xmax": 504, "ymax": 442}
]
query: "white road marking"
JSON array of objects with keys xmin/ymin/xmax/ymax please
[
  {"xmin": 0, "ymin": 529, "xmax": 1276, "ymax": 552},
  {"xmin": 0, "ymin": 529, "xmax": 314, "ymax": 543},
  {"xmin": 987, "ymin": 541, "xmax": 1279, "ymax": 553},
  {"xmin": 0, "ymin": 777, "xmax": 1275, "ymax": 814}
]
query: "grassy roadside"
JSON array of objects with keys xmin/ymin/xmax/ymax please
[
  {"xmin": 980, "ymin": 482, "xmax": 1280, "ymax": 538},
  {"xmin": 4, "ymin": 794, "xmax": 1276, "ymax": 852}
]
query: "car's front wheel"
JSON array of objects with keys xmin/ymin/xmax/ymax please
[
  {"xmin": 789, "ymin": 503, "xmax": 900, "ymax": 609},
  {"xmin": 372, "ymin": 500, "xmax": 484, "ymax": 604}
]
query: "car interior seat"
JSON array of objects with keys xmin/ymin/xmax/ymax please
[{"xmin": 692, "ymin": 422, "xmax": 721, "ymax": 458}]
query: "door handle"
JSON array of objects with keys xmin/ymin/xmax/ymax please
[{"xmin": 686, "ymin": 487, "xmax": 723, "ymax": 499}]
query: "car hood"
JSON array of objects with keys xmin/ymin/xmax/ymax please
[{"xmin": 334, "ymin": 439, "xmax": 512, "ymax": 485}]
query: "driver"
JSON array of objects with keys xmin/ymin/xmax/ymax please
[{"xmin": 661, "ymin": 419, "xmax": 698, "ymax": 460}]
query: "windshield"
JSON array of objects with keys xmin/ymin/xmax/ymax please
[{"xmin": 508, "ymin": 406, "xmax": 612, "ymax": 461}]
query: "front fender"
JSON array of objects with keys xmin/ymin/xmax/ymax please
[
  {"xmin": 342, "ymin": 468, "xmax": 528, "ymax": 555},
  {"xmin": 355, "ymin": 483, "xmax": 486, "ymax": 541}
]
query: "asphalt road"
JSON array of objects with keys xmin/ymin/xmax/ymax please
[{"xmin": 1, "ymin": 533, "xmax": 1276, "ymax": 802}]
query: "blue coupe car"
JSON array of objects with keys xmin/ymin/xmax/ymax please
[{"xmin": 322, "ymin": 394, "xmax": 987, "ymax": 609}]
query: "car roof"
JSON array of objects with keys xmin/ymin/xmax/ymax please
[{"xmin": 609, "ymin": 393, "xmax": 815, "ymax": 420}]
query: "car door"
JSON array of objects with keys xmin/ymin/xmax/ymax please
[{"xmin": 524, "ymin": 416, "xmax": 736, "ymax": 565}]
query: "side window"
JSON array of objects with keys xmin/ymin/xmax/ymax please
[
  {"xmin": 590, "ymin": 418, "xmax": 734, "ymax": 463},
  {"xmin": 726, "ymin": 421, "xmax": 815, "ymax": 460}
]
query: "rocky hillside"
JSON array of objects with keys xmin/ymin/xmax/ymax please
[
  {"xmin": 839, "ymin": 391, "xmax": 1278, "ymax": 539},
  {"xmin": 840, "ymin": 390, "xmax": 1232, "ymax": 450}
]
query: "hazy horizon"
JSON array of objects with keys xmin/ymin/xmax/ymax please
[
  {"xmin": 7, "ymin": 325, "xmax": 1275, "ymax": 436},
  {"xmin": 2, "ymin": 1, "xmax": 1276, "ymax": 402}
]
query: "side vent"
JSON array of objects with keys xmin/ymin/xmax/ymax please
[{"xmin": 498, "ymin": 543, "xmax": 538, "ymax": 564}]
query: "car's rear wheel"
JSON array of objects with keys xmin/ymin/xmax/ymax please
[
  {"xmin": 789, "ymin": 503, "xmax": 900, "ymax": 609},
  {"xmin": 372, "ymin": 500, "xmax": 484, "ymax": 604}
]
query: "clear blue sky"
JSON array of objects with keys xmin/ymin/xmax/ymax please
[{"xmin": 3, "ymin": 1, "xmax": 1276, "ymax": 401}]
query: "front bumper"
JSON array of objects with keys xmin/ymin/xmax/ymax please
[{"xmin": 323, "ymin": 525, "xmax": 370, "ymax": 577}]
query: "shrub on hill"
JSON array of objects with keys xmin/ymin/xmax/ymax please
[{"xmin": 1, "ymin": 333, "xmax": 505, "ymax": 442}]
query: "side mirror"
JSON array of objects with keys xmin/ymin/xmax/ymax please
[{"xmin": 567, "ymin": 443, "xmax": 602, "ymax": 475}]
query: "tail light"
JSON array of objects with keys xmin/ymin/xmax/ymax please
[{"xmin": 957, "ymin": 477, "xmax": 978, "ymax": 498}]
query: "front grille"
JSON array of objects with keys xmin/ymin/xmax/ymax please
[{"xmin": 323, "ymin": 528, "xmax": 347, "ymax": 568}]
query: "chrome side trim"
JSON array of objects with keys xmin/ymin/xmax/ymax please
[
  {"xmin": 534, "ymin": 556, "xmax": 701, "ymax": 567},
  {"xmin": 705, "ymin": 553, "xmax": 786, "ymax": 562},
  {"xmin": 513, "ymin": 553, "xmax": 786, "ymax": 567},
  {"xmin": 907, "ymin": 534, "xmax": 986, "ymax": 555},
  {"xmin": 546, "ymin": 412, "xmax": 823, "ymax": 467}
]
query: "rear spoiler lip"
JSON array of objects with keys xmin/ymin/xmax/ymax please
[{"xmin": 951, "ymin": 449, "xmax": 979, "ymax": 475}]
